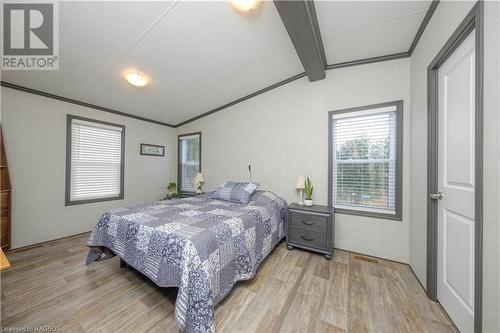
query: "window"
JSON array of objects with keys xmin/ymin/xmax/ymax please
[
  {"xmin": 328, "ymin": 101, "xmax": 403, "ymax": 220},
  {"xmin": 178, "ymin": 132, "xmax": 201, "ymax": 193},
  {"xmin": 66, "ymin": 115, "xmax": 125, "ymax": 205}
]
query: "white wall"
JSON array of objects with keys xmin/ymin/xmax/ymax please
[
  {"xmin": 178, "ymin": 58, "xmax": 411, "ymax": 263},
  {"xmin": 409, "ymin": 0, "xmax": 476, "ymax": 287},
  {"xmin": 482, "ymin": 1, "xmax": 500, "ymax": 331},
  {"xmin": 1, "ymin": 87, "xmax": 178, "ymax": 248},
  {"xmin": 409, "ymin": 1, "xmax": 500, "ymax": 331}
]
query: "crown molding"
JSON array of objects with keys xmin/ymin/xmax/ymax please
[
  {"xmin": 174, "ymin": 73, "xmax": 306, "ymax": 127},
  {"xmin": 408, "ymin": 0, "xmax": 440, "ymax": 55},
  {"xmin": 0, "ymin": 81, "xmax": 175, "ymax": 128}
]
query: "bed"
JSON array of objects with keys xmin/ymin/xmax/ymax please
[{"xmin": 86, "ymin": 190, "xmax": 287, "ymax": 333}]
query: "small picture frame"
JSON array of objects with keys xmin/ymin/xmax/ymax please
[{"xmin": 140, "ymin": 143, "xmax": 165, "ymax": 157}]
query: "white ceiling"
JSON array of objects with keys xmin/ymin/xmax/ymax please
[
  {"xmin": 2, "ymin": 1, "xmax": 431, "ymax": 125},
  {"xmin": 316, "ymin": 1, "xmax": 431, "ymax": 63}
]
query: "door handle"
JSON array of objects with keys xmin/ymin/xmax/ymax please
[
  {"xmin": 300, "ymin": 235, "xmax": 315, "ymax": 242},
  {"xmin": 430, "ymin": 192, "xmax": 444, "ymax": 200}
]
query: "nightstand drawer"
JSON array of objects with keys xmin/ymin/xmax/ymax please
[
  {"xmin": 289, "ymin": 227, "xmax": 326, "ymax": 250},
  {"xmin": 290, "ymin": 211, "xmax": 327, "ymax": 232}
]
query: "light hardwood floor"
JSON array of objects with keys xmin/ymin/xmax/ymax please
[{"xmin": 0, "ymin": 233, "xmax": 456, "ymax": 332}]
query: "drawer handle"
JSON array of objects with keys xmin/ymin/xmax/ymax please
[
  {"xmin": 300, "ymin": 220, "xmax": 315, "ymax": 226},
  {"xmin": 300, "ymin": 235, "xmax": 315, "ymax": 242}
]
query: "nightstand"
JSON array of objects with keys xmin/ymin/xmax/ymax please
[{"xmin": 287, "ymin": 203, "xmax": 335, "ymax": 260}]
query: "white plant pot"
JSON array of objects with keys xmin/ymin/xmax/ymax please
[{"xmin": 304, "ymin": 199, "xmax": 313, "ymax": 207}]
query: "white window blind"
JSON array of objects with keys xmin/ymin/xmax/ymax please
[
  {"xmin": 332, "ymin": 105, "xmax": 397, "ymax": 215},
  {"xmin": 70, "ymin": 119, "xmax": 123, "ymax": 202},
  {"xmin": 179, "ymin": 134, "xmax": 200, "ymax": 192}
]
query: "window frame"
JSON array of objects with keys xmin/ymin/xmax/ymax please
[
  {"xmin": 65, "ymin": 114, "xmax": 125, "ymax": 206},
  {"xmin": 177, "ymin": 132, "xmax": 202, "ymax": 196},
  {"xmin": 328, "ymin": 100, "xmax": 403, "ymax": 221}
]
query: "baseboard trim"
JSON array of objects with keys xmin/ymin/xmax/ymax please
[
  {"xmin": 334, "ymin": 247, "xmax": 433, "ymax": 306},
  {"xmin": 8, "ymin": 231, "xmax": 92, "ymax": 253},
  {"xmin": 408, "ymin": 263, "xmax": 427, "ymax": 294},
  {"xmin": 334, "ymin": 246, "xmax": 408, "ymax": 266}
]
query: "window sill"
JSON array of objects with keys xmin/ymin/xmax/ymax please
[
  {"xmin": 334, "ymin": 207, "xmax": 402, "ymax": 221},
  {"xmin": 65, "ymin": 195, "xmax": 124, "ymax": 206}
]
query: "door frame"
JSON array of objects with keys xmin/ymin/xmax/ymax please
[{"xmin": 426, "ymin": 2, "xmax": 483, "ymax": 333}]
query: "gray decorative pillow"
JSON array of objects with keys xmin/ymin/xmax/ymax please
[{"xmin": 208, "ymin": 181, "xmax": 260, "ymax": 204}]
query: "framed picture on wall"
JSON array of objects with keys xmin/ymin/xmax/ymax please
[{"xmin": 140, "ymin": 143, "xmax": 165, "ymax": 157}]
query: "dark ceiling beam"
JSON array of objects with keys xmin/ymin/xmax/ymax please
[{"xmin": 274, "ymin": 0, "xmax": 326, "ymax": 82}]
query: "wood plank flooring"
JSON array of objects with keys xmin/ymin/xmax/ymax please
[{"xmin": 0, "ymin": 233, "xmax": 456, "ymax": 332}]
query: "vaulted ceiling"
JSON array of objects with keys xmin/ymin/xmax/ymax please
[
  {"xmin": 1, "ymin": 1, "xmax": 432, "ymax": 126},
  {"xmin": 316, "ymin": 1, "xmax": 431, "ymax": 63}
]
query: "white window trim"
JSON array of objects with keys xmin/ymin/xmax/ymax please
[
  {"xmin": 178, "ymin": 132, "xmax": 201, "ymax": 194},
  {"xmin": 328, "ymin": 100, "xmax": 403, "ymax": 221},
  {"xmin": 65, "ymin": 115, "xmax": 125, "ymax": 206}
]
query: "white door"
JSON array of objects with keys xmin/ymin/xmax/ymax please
[{"xmin": 437, "ymin": 31, "xmax": 475, "ymax": 333}]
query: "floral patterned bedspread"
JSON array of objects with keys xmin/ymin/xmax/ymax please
[{"xmin": 86, "ymin": 190, "xmax": 287, "ymax": 332}]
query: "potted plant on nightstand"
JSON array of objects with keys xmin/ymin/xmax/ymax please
[
  {"xmin": 304, "ymin": 177, "xmax": 313, "ymax": 207},
  {"xmin": 167, "ymin": 182, "xmax": 177, "ymax": 196},
  {"xmin": 162, "ymin": 182, "xmax": 180, "ymax": 200}
]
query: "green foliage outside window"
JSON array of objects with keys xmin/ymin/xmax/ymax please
[{"xmin": 336, "ymin": 137, "xmax": 392, "ymax": 209}]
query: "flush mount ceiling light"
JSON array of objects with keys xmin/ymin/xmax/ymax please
[
  {"xmin": 124, "ymin": 71, "xmax": 150, "ymax": 87},
  {"xmin": 230, "ymin": 0, "xmax": 260, "ymax": 12}
]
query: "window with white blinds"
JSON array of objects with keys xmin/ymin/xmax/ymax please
[
  {"xmin": 178, "ymin": 133, "xmax": 201, "ymax": 193},
  {"xmin": 330, "ymin": 101, "xmax": 402, "ymax": 219},
  {"xmin": 66, "ymin": 116, "xmax": 124, "ymax": 205}
]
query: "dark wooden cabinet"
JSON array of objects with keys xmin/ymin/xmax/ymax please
[
  {"xmin": 286, "ymin": 203, "xmax": 334, "ymax": 259},
  {"xmin": 0, "ymin": 127, "xmax": 11, "ymax": 250}
]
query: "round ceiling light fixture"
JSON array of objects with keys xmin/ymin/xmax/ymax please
[
  {"xmin": 230, "ymin": 0, "xmax": 260, "ymax": 12},
  {"xmin": 124, "ymin": 71, "xmax": 150, "ymax": 87}
]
